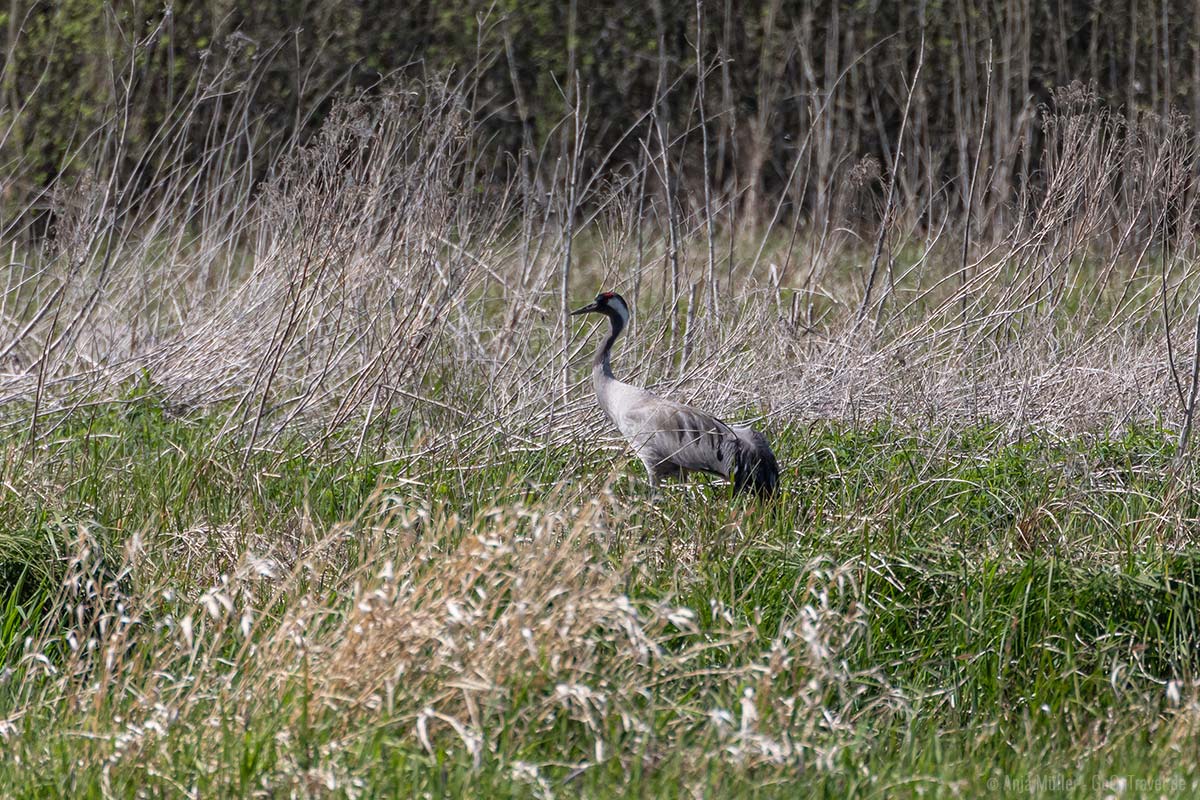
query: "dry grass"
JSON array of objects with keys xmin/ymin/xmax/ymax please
[
  {"xmin": 4, "ymin": 71, "xmax": 1200, "ymax": 796},
  {"xmin": 1, "ymin": 80, "xmax": 1194, "ymax": 452},
  {"xmin": 0, "ymin": 490, "xmax": 906, "ymax": 793}
]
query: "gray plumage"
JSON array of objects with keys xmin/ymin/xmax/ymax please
[{"xmin": 571, "ymin": 291, "xmax": 779, "ymax": 497}]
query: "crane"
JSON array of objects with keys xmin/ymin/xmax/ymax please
[{"xmin": 571, "ymin": 291, "xmax": 779, "ymax": 497}]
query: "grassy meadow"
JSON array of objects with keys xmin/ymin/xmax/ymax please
[
  {"xmin": 4, "ymin": 75, "xmax": 1200, "ymax": 798},
  {"xmin": 3, "ymin": 398, "xmax": 1200, "ymax": 797}
]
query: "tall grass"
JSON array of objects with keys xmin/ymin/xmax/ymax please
[
  {"xmin": 3, "ymin": 406, "xmax": 1200, "ymax": 795},
  {"xmin": 3, "ymin": 60, "xmax": 1200, "ymax": 795}
]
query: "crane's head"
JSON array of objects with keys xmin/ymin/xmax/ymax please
[{"xmin": 570, "ymin": 291, "xmax": 630, "ymax": 328}]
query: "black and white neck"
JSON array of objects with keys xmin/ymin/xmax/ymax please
[{"xmin": 593, "ymin": 295, "xmax": 630, "ymax": 379}]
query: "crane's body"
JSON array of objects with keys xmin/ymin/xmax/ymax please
[{"xmin": 572, "ymin": 291, "xmax": 779, "ymax": 497}]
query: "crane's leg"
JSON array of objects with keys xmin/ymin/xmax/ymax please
[
  {"xmin": 638, "ymin": 454, "xmax": 662, "ymax": 501},
  {"xmin": 645, "ymin": 463, "xmax": 666, "ymax": 502},
  {"xmin": 648, "ymin": 471, "xmax": 662, "ymax": 502}
]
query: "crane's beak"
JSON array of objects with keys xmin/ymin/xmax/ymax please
[{"xmin": 570, "ymin": 302, "xmax": 600, "ymax": 316}]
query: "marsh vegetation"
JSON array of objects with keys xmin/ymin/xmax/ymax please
[{"xmin": 5, "ymin": 3, "xmax": 1200, "ymax": 796}]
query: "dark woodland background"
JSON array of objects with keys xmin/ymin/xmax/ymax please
[{"xmin": 4, "ymin": 1, "xmax": 1200, "ymax": 228}]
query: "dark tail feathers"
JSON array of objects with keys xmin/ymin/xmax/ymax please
[{"xmin": 731, "ymin": 425, "xmax": 780, "ymax": 497}]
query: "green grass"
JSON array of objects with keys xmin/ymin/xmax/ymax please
[{"xmin": 3, "ymin": 396, "xmax": 1200, "ymax": 796}]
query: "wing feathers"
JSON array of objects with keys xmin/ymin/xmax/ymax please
[{"xmin": 603, "ymin": 381, "xmax": 779, "ymax": 495}]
